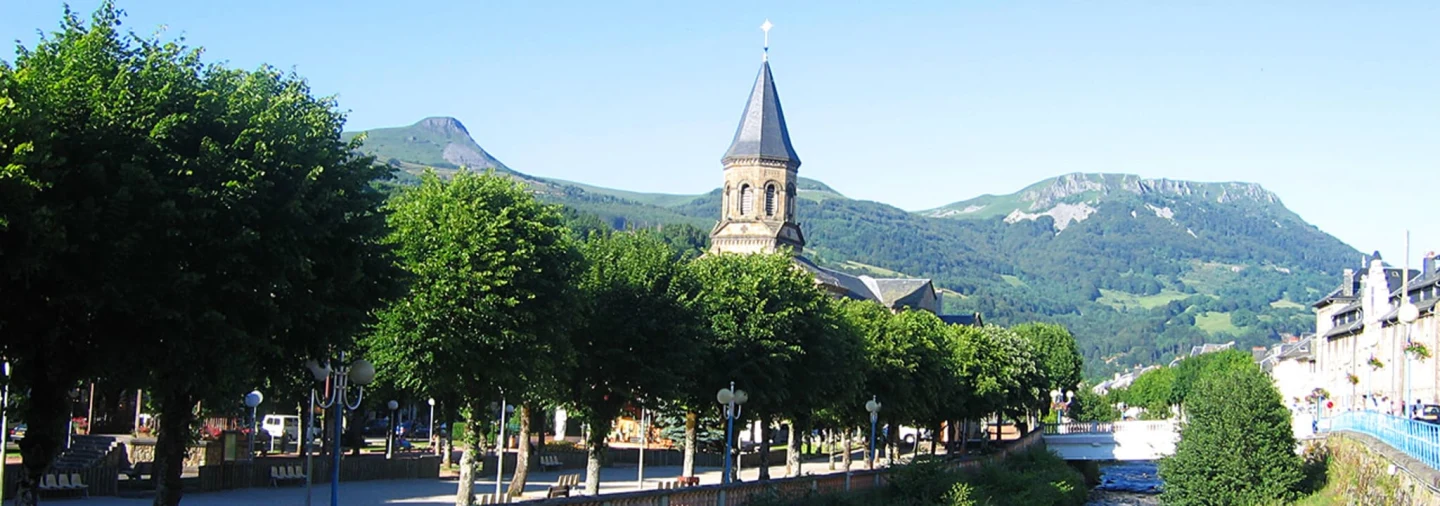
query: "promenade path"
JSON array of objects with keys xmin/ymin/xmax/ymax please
[{"xmin": 81, "ymin": 454, "xmax": 901, "ymax": 505}]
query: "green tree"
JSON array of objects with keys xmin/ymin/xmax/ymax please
[
  {"xmin": 0, "ymin": 6, "xmax": 399, "ymax": 505},
  {"xmin": 1160, "ymin": 363, "xmax": 1302, "ymax": 505},
  {"xmin": 567, "ymin": 231, "xmax": 703, "ymax": 494},
  {"xmin": 1125, "ymin": 367, "xmax": 1176, "ymax": 419},
  {"xmin": 366, "ymin": 170, "xmax": 580, "ymax": 506},
  {"xmin": 687, "ymin": 252, "xmax": 835, "ymax": 480},
  {"xmin": 1170, "ymin": 349, "xmax": 1255, "ymax": 408},
  {"xmin": 1012, "ymin": 323, "xmax": 1084, "ymax": 402}
]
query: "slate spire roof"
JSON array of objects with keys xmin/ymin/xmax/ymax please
[{"xmin": 722, "ymin": 61, "xmax": 801, "ymax": 165}]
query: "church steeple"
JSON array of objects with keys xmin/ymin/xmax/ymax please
[
  {"xmin": 721, "ymin": 61, "xmax": 801, "ymax": 166},
  {"xmin": 710, "ymin": 21, "xmax": 805, "ymax": 255}
]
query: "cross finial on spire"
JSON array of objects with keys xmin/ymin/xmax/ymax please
[{"xmin": 761, "ymin": 19, "xmax": 773, "ymax": 61}]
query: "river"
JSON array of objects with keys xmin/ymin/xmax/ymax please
[{"xmin": 1086, "ymin": 461, "xmax": 1162, "ymax": 506}]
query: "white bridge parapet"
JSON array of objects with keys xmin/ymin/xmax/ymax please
[{"xmin": 1041, "ymin": 420, "xmax": 1179, "ymax": 461}]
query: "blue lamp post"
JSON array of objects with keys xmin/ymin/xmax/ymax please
[
  {"xmin": 716, "ymin": 383, "xmax": 748, "ymax": 484},
  {"xmin": 306, "ymin": 356, "xmax": 375, "ymax": 506},
  {"xmin": 864, "ymin": 396, "xmax": 881, "ymax": 469},
  {"xmin": 244, "ymin": 390, "xmax": 264, "ymax": 459}
]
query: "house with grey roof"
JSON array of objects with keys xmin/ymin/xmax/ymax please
[{"xmin": 1314, "ymin": 251, "xmax": 1440, "ymax": 410}]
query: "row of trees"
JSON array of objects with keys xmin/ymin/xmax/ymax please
[
  {"xmin": 366, "ymin": 170, "xmax": 1086, "ymax": 502},
  {"xmin": 0, "ymin": 5, "xmax": 1082, "ymax": 506},
  {"xmin": 1, "ymin": 5, "xmax": 401, "ymax": 506}
]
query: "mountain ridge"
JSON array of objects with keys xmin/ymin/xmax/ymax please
[{"xmin": 346, "ymin": 117, "xmax": 1361, "ymax": 379}]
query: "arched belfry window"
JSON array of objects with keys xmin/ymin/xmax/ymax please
[
  {"xmin": 765, "ymin": 184, "xmax": 777, "ymax": 216},
  {"xmin": 740, "ymin": 184, "xmax": 754, "ymax": 215}
]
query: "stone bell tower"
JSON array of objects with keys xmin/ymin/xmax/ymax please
[{"xmin": 709, "ymin": 31, "xmax": 805, "ymax": 255}]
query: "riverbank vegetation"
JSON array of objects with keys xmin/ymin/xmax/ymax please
[{"xmin": 750, "ymin": 447, "xmax": 1088, "ymax": 506}]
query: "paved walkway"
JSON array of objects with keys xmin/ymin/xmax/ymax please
[{"xmin": 81, "ymin": 454, "xmax": 898, "ymax": 505}]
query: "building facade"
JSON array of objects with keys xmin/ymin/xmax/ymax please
[{"xmin": 1314, "ymin": 252, "xmax": 1440, "ymax": 412}]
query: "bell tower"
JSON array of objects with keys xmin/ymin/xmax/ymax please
[{"xmin": 710, "ymin": 22, "xmax": 805, "ymax": 254}]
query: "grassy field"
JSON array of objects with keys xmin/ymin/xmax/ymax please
[
  {"xmin": 1270, "ymin": 299, "xmax": 1306, "ymax": 309},
  {"xmin": 1097, "ymin": 288, "xmax": 1190, "ymax": 311},
  {"xmin": 1194, "ymin": 311, "xmax": 1239, "ymax": 334},
  {"xmin": 1000, "ymin": 274, "xmax": 1027, "ymax": 287}
]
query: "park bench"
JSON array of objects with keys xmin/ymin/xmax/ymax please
[
  {"xmin": 539, "ymin": 454, "xmax": 563, "ymax": 471},
  {"xmin": 677, "ymin": 476, "xmax": 700, "ymax": 487},
  {"xmin": 269, "ymin": 465, "xmax": 308, "ymax": 487},
  {"xmin": 39, "ymin": 473, "xmax": 89, "ymax": 497},
  {"xmin": 547, "ymin": 473, "xmax": 580, "ymax": 498},
  {"xmin": 476, "ymin": 494, "xmax": 510, "ymax": 504}
]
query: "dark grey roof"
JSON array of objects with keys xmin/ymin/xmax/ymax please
[
  {"xmin": 792, "ymin": 256, "xmax": 878, "ymax": 301},
  {"xmin": 722, "ymin": 61, "xmax": 800, "ymax": 165},
  {"xmin": 873, "ymin": 279, "xmax": 933, "ymax": 308},
  {"xmin": 940, "ymin": 314, "xmax": 983, "ymax": 326}
]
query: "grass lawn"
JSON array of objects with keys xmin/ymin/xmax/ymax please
[
  {"xmin": 1000, "ymin": 275, "xmax": 1027, "ymax": 288},
  {"xmin": 1097, "ymin": 289, "xmax": 1190, "ymax": 311},
  {"xmin": 1270, "ymin": 299, "xmax": 1306, "ymax": 309},
  {"xmin": 1194, "ymin": 311, "xmax": 1238, "ymax": 334}
]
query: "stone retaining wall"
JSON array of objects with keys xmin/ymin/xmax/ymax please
[{"xmin": 1324, "ymin": 432, "xmax": 1440, "ymax": 505}]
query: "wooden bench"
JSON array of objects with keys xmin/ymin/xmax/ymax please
[
  {"xmin": 676, "ymin": 475, "xmax": 700, "ymax": 487},
  {"xmin": 539, "ymin": 454, "xmax": 563, "ymax": 471},
  {"xmin": 547, "ymin": 473, "xmax": 580, "ymax": 498},
  {"xmin": 476, "ymin": 494, "xmax": 510, "ymax": 504},
  {"xmin": 269, "ymin": 465, "xmax": 307, "ymax": 487},
  {"xmin": 39, "ymin": 473, "xmax": 88, "ymax": 497}
]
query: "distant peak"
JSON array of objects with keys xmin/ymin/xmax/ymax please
[{"xmin": 415, "ymin": 116, "xmax": 470, "ymax": 136}]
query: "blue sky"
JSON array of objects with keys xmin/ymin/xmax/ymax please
[{"xmin": 5, "ymin": 1, "xmax": 1438, "ymax": 266}]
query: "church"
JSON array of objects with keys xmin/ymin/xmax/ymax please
[{"xmin": 708, "ymin": 37, "xmax": 969, "ymax": 320}]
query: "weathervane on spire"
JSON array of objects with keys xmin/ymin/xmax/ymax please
[{"xmin": 761, "ymin": 19, "xmax": 773, "ymax": 61}]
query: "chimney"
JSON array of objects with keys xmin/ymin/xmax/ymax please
[
  {"xmin": 1425, "ymin": 251, "xmax": 1436, "ymax": 278},
  {"xmin": 1342, "ymin": 269, "xmax": 1356, "ymax": 297}
]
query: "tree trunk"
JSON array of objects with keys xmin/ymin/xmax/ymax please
[
  {"xmin": 455, "ymin": 408, "xmax": 481, "ymax": 506},
  {"xmin": 757, "ymin": 419, "xmax": 771, "ymax": 481},
  {"xmin": 584, "ymin": 428, "xmax": 606, "ymax": 495},
  {"xmin": 827, "ymin": 429, "xmax": 835, "ymax": 470},
  {"xmin": 929, "ymin": 421, "xmax": 940, "ymax": 454},
  {"xmin": 785, "ymin": 422, "xmax": 801, "ymax": 477},
  {"xmin": 13, "ymin": 379, "xmax": 69, "ymax": 506},
  {"xmin": 842, "ymin": 428, "xmax": 853, "ymax": 471},
  {"xmin": 153, "ymin": 390, "xmax": 196, "ymax": 506},
  {"xmin": 682, "ymin": 411, "xmax": 697, "ymax": 477},
  {"xmin": 506, "ymin": 404, "xmax": 532, "ymax": 497}
]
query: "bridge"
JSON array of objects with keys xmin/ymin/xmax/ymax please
[{"xmin": 1041, "ymin": 420, "xmax": 1179, "ymax": 461}]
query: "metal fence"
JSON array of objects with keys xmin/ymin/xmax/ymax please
[{"xmin": 1330, "ymin": 411, "xmax": 1440, "ymax": 471}]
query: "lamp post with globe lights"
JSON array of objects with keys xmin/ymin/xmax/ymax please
[
  {"xmin": 244, "ymin": 390, "xmax": 264, "ymax": 459},
  {"xmin": 386, "ymin": 400, "xmax": 399, "ymax": 459},
  {"xmin": 716, "ymin": 383, "xmax": 748, "ymax": 484},
  {"xmin": 494, "ymin": 398, "xmax": 515, "ymax": 500},
  {"xmin": 1400, "ymin": 302, "xmax": 1420, "ymax": 412},
  {"xmin": 864, "ymin": 397, "xmax": 881, "ymax": 469},
  {"xmin": 305, "ymin": 355, "xmax": 375, "ymax": 506},
  {"xmin": 427, "ymin": 398, "xmax": 437, "ymax": 456}
]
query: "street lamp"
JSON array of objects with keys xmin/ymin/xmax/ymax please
[
  {"xmin": 494, "ymin": 398, "xmax": 515, "ymax": 500},
  {"xmin": 1, "ymin": 361, "xmax": 10, "ymax": 500},
  {"xmin": 1400, "ymin": 302, "xmax": 1420, "ymax": 415},
  {"xmin": 244, "ymin": 390, "xmax": 264, "ymax": 459},
  {"xmin": 427, "ymin": 398, "xmax": 437, "ymax": 456},
  {"xmin": 305, "ymin": 356, "xmax": 375, "ymax": 506},
  {"xmin": 716, "ymin": 382, "xmax": 748, "ymax": 484},
  {"xmin": 386, "ymin": 400, "xmax": 399, "ymax": 460},
  {"xmin": 865, "ymin": 396, "xmax": 881, "ymax": 469}
]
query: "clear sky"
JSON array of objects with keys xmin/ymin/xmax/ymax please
[{"xmin": 5, "ymin": 1, "xmax": 1438, "ymax": 266}]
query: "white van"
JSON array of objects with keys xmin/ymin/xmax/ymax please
[{"xmin": 261, "ymin": 415, "xmax": 305, "ymax": 440}]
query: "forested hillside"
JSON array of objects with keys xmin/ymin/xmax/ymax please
[{"xmin": 348, "ymin": 118, "xmax": 1360, "ymax": 380}]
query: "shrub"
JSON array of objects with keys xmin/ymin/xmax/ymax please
[{"xmin": 1160, "ymin": 363, "xmax": 1303, "ymax": 505}]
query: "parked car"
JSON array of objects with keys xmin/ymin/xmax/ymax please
[
  {"xmin": 362, "ymin": 418, "xmax": 391, "ymax": 437},
  {"xmin": 9, "ymin": 423, "xmax": 26, "ymax": 442},
  {"xmin": 1414, "ymin": 404, "xmax": 1440, "ymax": 424}
]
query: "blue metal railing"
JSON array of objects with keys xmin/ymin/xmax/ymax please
[{"xmin": 1330, "ymin": 411, "xmax": 1440, "ymax": 471}]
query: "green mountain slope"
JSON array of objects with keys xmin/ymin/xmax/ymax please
[{"xmin": 346, "ymin": 119, "xmax": 1361, "ymax": 380}]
